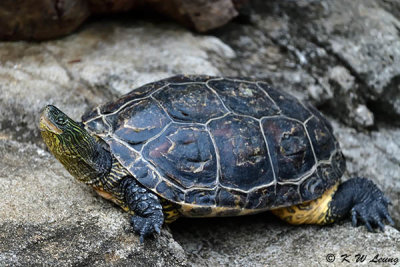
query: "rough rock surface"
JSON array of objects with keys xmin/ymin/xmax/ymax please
[
  {"xmin": 0, "ymin": 22, "xmax": 234, "ymax": 145},
  {"xmin": 172, "ymin": 216, "xmax": 400, "ymax": 266},
  {"xmin": 212, "ymin": 0, "xmax": 400, "ymax": 128},
  {"xmin": 1, "ymin": 0, "xmax": 399, "ymax": 266}
]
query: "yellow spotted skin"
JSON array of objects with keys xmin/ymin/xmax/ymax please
[
  {"xmin": 160, "ymin": 199, "xmax": 181, "ymax": 223},
  {"xmin": 271, "ymin": 182, "xmax": 339, "ymax": 225}
]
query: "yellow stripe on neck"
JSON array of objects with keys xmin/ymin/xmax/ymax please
[{"xmin": 271, "ymin": 182, "xmax": 339, "ymax": 225}]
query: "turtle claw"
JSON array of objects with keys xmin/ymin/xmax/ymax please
[
  {"xmin": 351, "ymin": 209, "xmax": 358, "ymax": 228},
  {"xmin": 376, "ymin": 219, "xmax": 386, "ymax": 232},
  {"xmin": 139, "ymin": 234, "xmax": 145, "ymax": 244},
  {"xmin": 350, "ymin": 196, "xmax": 393, "ymax": 232},
  {"xmin": 384, "ymin": 211, "xmax": 395, "ymax": 226},
  {"xmin": 154, "ymin": 224, "xmax": 161, "ymax": 235},
  {"xmin": 383, "ymin": 196, "xmax": 392, "ymax": 206},
  {"xmin": 131, "ymin": 210, "xmax": 163, "ymax": 243}
]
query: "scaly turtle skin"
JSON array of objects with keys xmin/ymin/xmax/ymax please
[{"xmin": 40, "ymin": 75, "xmax": 394, "ymax": 242}]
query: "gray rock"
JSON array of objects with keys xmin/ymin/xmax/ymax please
[
  {"xmin": 0, "ymin": 42, "xmax": 109, "ymax": 144},
  {"xmin": 0, "ymin": 21, "xmax": 232, "ymax": 145},
  {"xmin": 316, "ymin": 66, "xmax": 374, "ymax": 127},
  {"xmin": 313, "ymin": 0, "xmax": 400, "ymax": 94},
  {"xmin": 231, "ymin": 0, "xmax": 400, "ymax": 128},
  {"xmin": 172, "ymin": 217, "xmax": 400, "ymax": 267},
  {"xmin": 311, "ymin": 0, "xmax": 400, "ymax": 124}
]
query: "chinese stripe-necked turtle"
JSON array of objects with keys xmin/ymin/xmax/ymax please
[{"xmin": 39, "ymin": 75, "xmax": 393, "ymax": 242}]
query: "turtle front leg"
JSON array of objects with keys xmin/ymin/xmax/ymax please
[
  {"xmin": 272, "ymin": 178, "xmax": 394, "ymax": 232},
  {"xmin": 120, "ymin": 178, "xmax": 164, "ymax": 242}
]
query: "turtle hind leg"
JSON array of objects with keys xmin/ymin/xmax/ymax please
[
  {"xmin": 271, "ymin": 178, "xmax": 394, "ymax": 232},
  {"xmin": 329, "ymin": 177, "xmax": 394, "ymax": 232},
  {"xmin": 120, "ymin": 178, "xmax": 164, "ymax": 243}
]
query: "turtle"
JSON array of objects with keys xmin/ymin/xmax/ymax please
[{"xmin": 39, "ymin": 75, "xmax": 394, "ymax": 242}]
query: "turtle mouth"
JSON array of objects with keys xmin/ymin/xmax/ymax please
[{"xmin": 39, "ymin": 108, "xmax": 63, "ymax": 134}]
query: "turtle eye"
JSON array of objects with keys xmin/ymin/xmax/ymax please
[
  {"xmin": 56, "ymin": 116, "xmax": 67, "ymax": 125},
  {"xmin": 282, "ymin": 132, "xmax": 290, "ymax": 139}
]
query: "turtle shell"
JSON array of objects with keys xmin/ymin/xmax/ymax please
[{"xmin": 82, "ymin": 75, "xmax": 345, "ymax": 214}]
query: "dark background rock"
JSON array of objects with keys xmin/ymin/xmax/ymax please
[
  {"xmin": 0, "ymin": 0, "xmax": 245, "ymax": 40},
  {"xmin": 1, "ymin": 0, "xmax": 399, "ymax": 265},
  {"xmin": 88, "ymin": 0, "xmax": 144, "ymax": 13},
  {"xmin": 149, "ymin": 0, "xmax": 238, "ymax": 33},
  {"xmin": 0, "ymin": 0, "xmax": 90, "ymax": 40}
]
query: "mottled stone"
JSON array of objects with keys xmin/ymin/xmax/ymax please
[
  {"xmin": 0, "ymin": 21, "xmax": 232, "ymax": 145},
  {"xmin": 171, "ymin": 215, "xmax": 400, "ymax": 266}
]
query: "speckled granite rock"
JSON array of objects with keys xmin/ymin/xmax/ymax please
[
  {"xmin": 0, "ymin": 21, "xmax": 233, "ymax": 144},
  {"xmin": 172, "ymin": 215, "xmax": 400, "ymax": 266}
]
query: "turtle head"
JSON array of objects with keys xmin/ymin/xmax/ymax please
[
  {"xmin": 40, "ymin": 105, "xmax": 112, "ymax": 184},
  {"xmin": 39, "ymin": 105, "xmax": 78, "ymax": 136}
]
